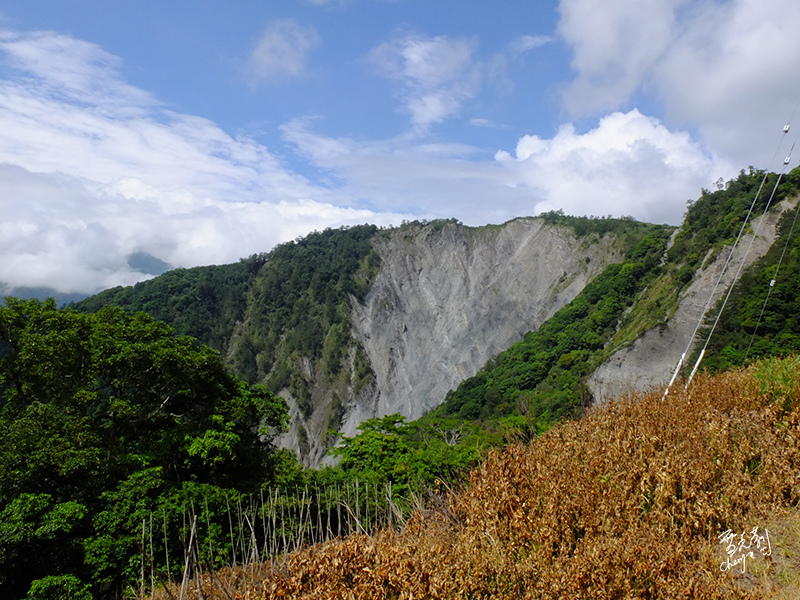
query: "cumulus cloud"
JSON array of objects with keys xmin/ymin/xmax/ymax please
[
  {"xmin": 557, "ymin": 0, "xmax": 800, "ymax": 168},
  {"xmin": 557, "ymin": 0, "xmax": 683, "ymax": 114},
  {"xmin": 247, "ymin": 19, "xmax": 320, "ymax": 82},
  {"xmin": 653, "ymin": 0, "xmax": 800, "ymax": 166},
  {"xmin": 284, "ymin": 110, "xmax": 726, "ymax": 226},
  {"xmin": 0, "ymin": 30, "xmax": 402, "ymax": 295},
  {"xmin": 366, "ymin": 34, "xmax": 481, "ymax": 131},
  {"xmin": 495, "ymin": 109, "xmax": 730, "ymax": 224}
]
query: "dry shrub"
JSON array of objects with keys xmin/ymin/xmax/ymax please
[{"xmin": 158, "ymin": 358, "xmax": 800, "ymax": 599}]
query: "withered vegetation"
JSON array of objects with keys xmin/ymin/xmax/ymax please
[{"xmin": 157, "ymin": 356, "xmax": 800, "ymax": 599}]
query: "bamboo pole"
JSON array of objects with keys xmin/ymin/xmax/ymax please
[
  {"xmin": 150, "ymin": 512, "xmax": 155, "ymax": 600},
  {"xmin": 178, "ymin": 516, "xmax": 197, "ymax": 600},
  {"xmin": 226, "ymin": 496, "xmax": 236, "ymax": 569}
]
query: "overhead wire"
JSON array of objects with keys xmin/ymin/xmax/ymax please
[
  {"xmin": 662, "ymin": 121, "xmax": 795, "ymax": 399},
  {"xmin": 684, "ymin": 147, "xmax": 795, "ymax": 389},
  {"xmin": 743, "ymin": 145, "xmax": 800, "ymax": 363}
]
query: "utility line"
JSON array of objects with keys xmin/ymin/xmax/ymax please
[
  {"xmin": 684, "ymin": 154, "xmax": 794, "ymax": 390},
  {"xmin": 662, "ymin": 123, "xmax": 794, "ymax": 399},
  {"xmin": 743, "ymin": 159, "xmax": 800, "ymax": 363}
]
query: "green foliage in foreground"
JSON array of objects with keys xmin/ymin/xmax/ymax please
[
  {"xmin": 0, "ymin": 298, "xmax": 289, "ymax": 599},
  {"xmin": 325, "ymin": 413, "xmax": 500, "ymax": 497}
]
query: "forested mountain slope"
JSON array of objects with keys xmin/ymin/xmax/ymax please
[
  {"xmin": 441, "ymin": 167, "xmax": 800, "ymax": 425},
  {"xmin": 76, "ymin": 217, "xmax": 660, "ymax": 464},
  {"xmin": 75, "ymin": 167, "xmax": 800, "ymax": 464}
]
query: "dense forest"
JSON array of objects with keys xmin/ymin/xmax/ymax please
[
  {"xmin": 0, "ymin": 299, "xmax": 485, "ymax": 599},
  {"xmin": 0, "ymin": 299, "xmax": 289, "ymax": 598}
]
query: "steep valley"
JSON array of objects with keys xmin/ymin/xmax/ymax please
[{"xmin": 73, "ymin": 167, "xmax": 800, "ymax": 466}]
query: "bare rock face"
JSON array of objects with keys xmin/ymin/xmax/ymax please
[
  {"xmin": 587, "ymin": 202, "xmax": 792, "ymax": 402},
  {"xmin": 343, "ymin": 219, "xmax": 624, "ymax": 439}
]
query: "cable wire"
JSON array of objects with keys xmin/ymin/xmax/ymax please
[
  {"xmin": 743, "ymin": 168, "xmax": 800, "ymax": 362},
  {"xmin": 684, "ymin": 164, "xmax": 791, "ymax": 389},
  {"xmin": 662, "ymin": 124, "xmax": 794, "ymax": 399}
]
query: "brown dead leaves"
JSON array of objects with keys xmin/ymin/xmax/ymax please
[{"xmin": 162, "ymin": 359, "xmax": 800, "ymax": 599}]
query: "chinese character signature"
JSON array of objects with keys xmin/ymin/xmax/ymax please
[{"xmin": 718, "ymin": 526, "xmax": 771, "ymax": 574}]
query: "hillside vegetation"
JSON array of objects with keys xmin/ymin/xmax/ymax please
[
  {"xmin": 156, "ymin": 356, "xmax": 800, "ymax": 599},
  {"xmin": 0, "ymin": 299, "xmax": 289, "ymax": 599},
  {"xmin": 438, "ymin": 167, "xmax": 800, "ymax": 430},
  {"xmin": 692, "ymin": 200, "xmax": 800, "ymax": 373},
  {"xmin": 73, "ymin": 167, "xmax": 800, "ymax": 463},
  {"xmin": 76, "ymin": 225, "xmax": 380, "ymax": 391}
]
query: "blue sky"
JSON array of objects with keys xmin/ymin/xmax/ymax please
[{"xmin": 2, "ymin": 0, "xmax": 800, "ymax": 296}]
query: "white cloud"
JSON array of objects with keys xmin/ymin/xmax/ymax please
[
  {"xmin": 247, "ymin": 19, "xmax": 320, "ymax": 82},
  {"xmin": 282, "ymin": 118, "xmax": 532, "ymax": 221},
  {"xmin": 365, "ymin": 32, "xmax": 553, "ymax": 131},
  {"xmin": 653, "ymin": 0, "xmax": 800, "ymax": 166},
  {"xmin": 0, "ymin": 29, "xmax": 155, "ymax": 110},
  {"xmin": 509, "ymin": 34, "xmax": 552, "ymax": 56},
  {"xmin": 557, "ymin": 0, "xmax": 800, "ymax": 169},
  {"xmin": 0, "ymin": 164, "xmax": 389, "ymax": 294},
  {"xmin": 0, "ymin": 30, "xmax": 402, "ymax": 295},
  {"xmin": 366, "ymin": 34, "xmax": 481, "ymax": 131},
  {"xmin": 496, "ymin": 109, "xmax": 731, "ymax": 224},
  {"xmin": 557, "ymin": 0, "xmax": 684, "ymax": 114},
  {"xmin": 284, "ymin": 110, "xmax": 725, "ymax": 226}
]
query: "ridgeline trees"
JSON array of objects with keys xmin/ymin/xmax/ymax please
[{"xmin": 0, "ymin": 298, "xmax": 288, "ymax": 598}]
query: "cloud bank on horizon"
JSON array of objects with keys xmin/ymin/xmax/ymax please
[{"xmin": 1, "ymin": 0, "xmax": 799, "ymax": 296}]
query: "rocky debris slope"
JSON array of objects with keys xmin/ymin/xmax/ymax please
[
  {"xmin": 588, "ymin": 200, "xmax": 793, "ymax": 402},
  {"xmin": 343, "ymin": 219, "xmax": 624, "ymax": 439},
  {"xmin": 279, "ymin": 218, "xmax": 629, "ymax": 465}
]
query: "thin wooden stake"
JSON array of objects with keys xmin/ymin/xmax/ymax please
[
  {"xmin": 315, "ymin": 484, "xmax": 323, "ymax": 545},
  {"xmin": 355, "ymin": 479, "xmax": 360, "ymax": 533},
  {"xmin": 150, "ymin": 512, "xmax": 155, "ymax": 600},
  {"xmin": 337, "ymin": 484, "xmax": 342, "ymax": 538},
  {"xmin": 140, "ymin": 518, "xmax": 147, "ymax": 600},
  {"xmin": 178, "ymin": 516, "xmax": 197, "ymax": 600},
  {"xmin": 226, "ymin": 496, "xmax": 236, "ymax": 569},
  {"xmin": 162, "ymin": 508, "xmax": 172, "ymax": 588}
]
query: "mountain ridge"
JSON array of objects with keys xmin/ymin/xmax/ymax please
[{"xmin": 72, "ymin": 166, "xmax": 800, "ymax": 465}]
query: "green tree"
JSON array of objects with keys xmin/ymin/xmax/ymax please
[
  {"xmin": 0, "ymin": 298, "xmax": 288, "ymax": 598},
  {"xmin": 330, "ymin": 414, "xmax": 414, "ymax": 491}
]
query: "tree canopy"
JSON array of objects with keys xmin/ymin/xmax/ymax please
[{"xmin": 0, "ymin": 298, "xmax": 288, "ymax": 598}]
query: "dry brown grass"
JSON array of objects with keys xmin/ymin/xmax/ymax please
[{"xmin": 155, "ymin": 358, "xmax": 800, "ymax": 599}]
